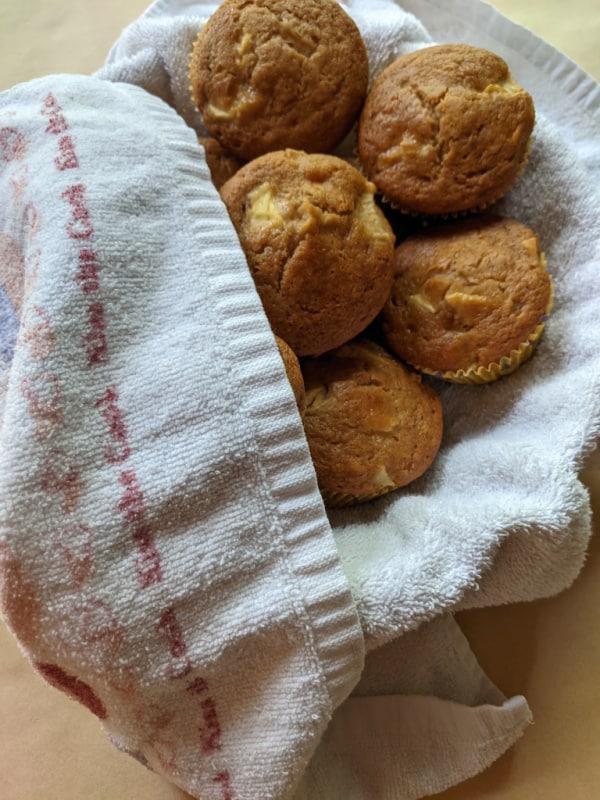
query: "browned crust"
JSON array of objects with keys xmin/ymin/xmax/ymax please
[
  {"xmin": 357, "ymin": 44, "xmax": 535, "ymax": 216},
  {"xmin": 198, "ymin": 136, "xmax": 246, "ymax": 189},
  {"xmin": 381, "ymin": 214, "xmax": 552, "ymax": 374},
  {"xmin": 301, "ymin": 339, "xmax": 443, "ymax": 502},
  {"xmin": 220, "ymin": 149, "xmax": 395, "ymax": 356},
  {"xmin": 189, "ymin": 0, "xmax": 368, "ymax": 160}
]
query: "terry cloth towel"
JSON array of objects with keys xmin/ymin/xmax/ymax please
[{"xmin": 1, "ymin": 1, "xmax": 599, "ymax": 798}]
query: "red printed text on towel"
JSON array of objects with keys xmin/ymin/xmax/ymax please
[
  {"xmin": 94, "ymin": 384, "xmax": 163, "ymax": 589},
  {"xmin": 34, "ymin": 90, "xmax": 234, "ymax": 797},
  {"xmin": 41, "ymin": 92, "xmax": 163, "ymax": 591}
]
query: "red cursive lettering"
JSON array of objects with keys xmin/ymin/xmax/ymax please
[
  {"xmin": 55, "ymin": 134, "xmax": 79, "ymax": 171},
  {"xmin": 61, "ymin": 183, "xmax": 93, "ymax": 240}
]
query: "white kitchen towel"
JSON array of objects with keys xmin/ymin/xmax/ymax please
[
  {"xmin": 0, "ymin": 74, "xmax": 366, "ymax": 800},
  {"xmin": 0, "ymin": 1, "xmax": 599, "ymax": 799},
  {"xmin": 296, "ymin": 613, "xmax": 531, "ymax": 800}
]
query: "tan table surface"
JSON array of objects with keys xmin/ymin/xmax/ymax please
[{"xmin": 1, "ymin": 2, "xmax": 599, "ymax": 799}]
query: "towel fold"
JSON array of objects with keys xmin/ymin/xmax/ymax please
[{"xmin": 1, "ymin": 1, "xmax": 599, "ymax": 799}]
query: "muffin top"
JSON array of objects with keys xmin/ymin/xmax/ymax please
[
  {"xmin": 358, "ymin": 44, "xmax": 535, "ymax": 216},
  {"xmin": 189, "ymin": 0, "xmax": 368, "ymax": 160},
  {"xmin": 220, "ymin": 149, "xmax": 395, "ymax": 356},
  {"xmin": 301, "ymin": 339, "xmax": 443, "ymax": 505},
  {"xmin": 381, "ymin": 214, "xmax": 552, "ymax": 375}
]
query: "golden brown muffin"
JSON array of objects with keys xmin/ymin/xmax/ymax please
[
  {"xmin": 189, "ymin": 0, "xmax": 368, "ymax": 161},
  {"xmin": 381, "ymin": 214, "xmax": 553, "ymax": 383},
  {"xmin": 221, "ymin": 149, "xmax": 396, "ymax": 356},
  {"xmin": 198, "ymin": 136, "xmax": 245, "ymax": 189},
  {"xmin": 275, "ymin": 335, "xmax": 306, "ymax": 416},
  {"xmin": 357, "ymin": 44, "xmax": 535, "ymax": 216},
  {"xmin": 302, "ymin": 339, "xmax": 443, "ymax": 506}
]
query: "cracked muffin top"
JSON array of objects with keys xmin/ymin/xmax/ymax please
[
  {"xmin": 301, "ymin": 339, "xmax": 443, "ymax": 506},
  {"xmin": 220, "ymin": 149, "xmax": 395, "ymax": 356},
  {"xmin": 381, "ymin": 214, "xmax": 552, "ymax": 380},
  {"xmin": 357, "ymin": 44, "xmax": 535, "ymax": 216},
  {"xmin": 189, "ymin": 0, "xmax": 368, "ymax": 161}
]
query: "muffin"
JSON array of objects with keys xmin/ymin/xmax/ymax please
[
  {"xmin": 220, "ymin": 149, "xmax": 396, "ymax": 356},
  {"xmin": 198, "ymin": 136, "xmax": 245, "ymax": 190},
  {"xmin": 357, "ymin": 44, "xmax": 535, "ymax": 216},
  {"xmin": 381, "ymin": 214, "xmax": 553, "ymax": 383},
  {"xmin": 189, "ymin": 0, "xmax": 368, "ymax": 161},
  {"xmin": 302, "ymin": 339, "xmax": 443, "ymax": 506},
  {"xmin": 275, "ymin": 335, "xmax": 306, "ymax": 416}
]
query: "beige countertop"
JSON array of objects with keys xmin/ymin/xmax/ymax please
[
  {"xmin": 1, "ymin": 2, "xmax": 599, "ymax": 798},
  {"xmin": 1, "ymin": 1, "xmax": 599, "ymax": 89}
]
